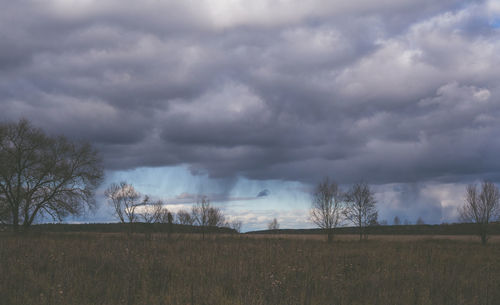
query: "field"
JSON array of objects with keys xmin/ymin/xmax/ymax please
[{"xmin": 1, "ymin": 232, "xmax": 499, "ymax": 305}]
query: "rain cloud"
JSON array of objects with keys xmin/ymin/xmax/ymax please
[{"xmin": 1, "ymin": 0, "xmax": 500, "ymax": 226}]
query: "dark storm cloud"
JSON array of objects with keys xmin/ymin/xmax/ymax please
[
  {"xmin": 1, "ymin": 0, "xmax": 499, "ymax": 189},
  {"xmin": 257, "ymin": 189, "xmax": 270, "ymax": 197}
]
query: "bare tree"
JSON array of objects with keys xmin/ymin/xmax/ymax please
[
  {"xmin": 310, "ymin": 178, "xmax": 343, "ymax": 242},
  {"xmin": 192, "ymin": 196, "xmax": 210, "ymax": 228},
  {"xmin": 191, "ymin": 196, "xmax": 225, "ymax": 238},
  {"xmin": 207, "ymin": 206, "xmax": 225, "ymax": 227},
  {"xmin": 104, "ymin": 182, "xmax": 141, "ymax": 224},
  {"xmin": 268, "ymin": 218, "xmax": 280, "ymax": 232},
  {"xmin": 459, "ymin": 181, "xmax": 500, "ymax": 245},
  {"xmin": 157, "ymin": 209, "xmax": 173, "ymax": 224},
  {"xmin": 176, "ymin": 209, "xmax": 194, "ymax": 225},
  {"xmin": 229, "ymin": 220, "xmax": 242, "ymax": 233},
  {"xmin": 0, "ymin": 119, "xmax": 103, "ymax": 232},
  {"xmin": 0, "ymin": 197, "xmax": 10, "ymax": 225},
  {"xmin": 139, "ymin": 197, "xmax": 165, "ymax": 223},
  {"xmin": 416, "ymin": 217, "xmax": 425, "ymax": 225},
  {"xmin": 343, "ymin": 182, "xmax": 378, "ymax": 241},
  {"xmin": 393, "ymin": 216, "xmax": 401, "ymax": 226}
]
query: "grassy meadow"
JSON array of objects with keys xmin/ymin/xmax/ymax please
[{"xmin": 1, "ymin": 232, "xmax": 499, "ymax": 305}]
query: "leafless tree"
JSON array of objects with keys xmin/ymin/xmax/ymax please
[
  {"xmin": 343, "ymin": 182, "xmax": 378, "ymax": 241},
  {"xmin": 104, "ymin": 182, "xmax": 141, "ymax": 224},
  {"xmin": 310, "ymin": 178, "xmax": 343, "ymax": 242},
  {"xmin": 268, "ymin": 218, "xmax": 279, "ymax": 232},
  {"xmin": 393, "ymin": 216, "xmax": 401, "ymax": 226},
  {"xmin": 191, "ymin": 196, "xmax": 225, "ymax": 226},
  {"xmin": 207, "ymin": 206, "xmax": 225, "ymax": 227},
  {"xmin": 0, "ymin": 197, "xmax": 10, "ymax": 224},
  {"xmin": 139, "ymin": 196, "xmax": 166, "ymax": 223},
  {"xmin": 229, "ymin": 220, "xmax": 243, "ymax": 233},
  {"xmin": 0, "ymin": 119, "xmax": 103, "ymax": 232},
  {"xmin": 157, "ymin": 209, "xmax": 173, "ymax": 224},
  {"xmin": 192, "ymin": 196, "xmax": 211, "ymax": 228},
  {"xmin": 176, "ymin": 209, "xmax": 194, "ymax": 225},
  {"xmin": 416, "ymin": 217, "xmax": 425, "ymax": 225},
  {"xmin": 459, "ymin": 181, "xmax": 500, "ymax": 245},
  {"xmin": 224, "ymin": 219, "xmax": 243, "ymax": 233},
  {"xmin": 192, "ymin": 196, "xmax": 225, "ymax": 238}
]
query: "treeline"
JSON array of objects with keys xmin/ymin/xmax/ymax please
[
  {"xmin": 309, "ymin": 177, "xmax": 500, "ymax": 244},
  {"xmin": 2, "ymin": 119, "xmax": 500, "ymax": 244},
  {"xmin": 248, "ymin": 222, "xmax": 500, "ymax": 236},
  {"xmin": 104, "ymin": 182, "xmax": 243, "ymax": 235},
  {"xmin": 1, "ymin": 222, "xmax": 236, "ymax": 234},
  {"xmin": 0, "ymin": 119, "xmax": 243, "ymax": 234}
]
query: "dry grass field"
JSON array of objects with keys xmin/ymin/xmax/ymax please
[{"xmin": 1, "ymin": 232, "xmax": 499, "ymax": 305}]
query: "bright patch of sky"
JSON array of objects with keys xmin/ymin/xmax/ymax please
[
  {"xmin": 69, "ymin": 165, "xmax": 465, "ymax": 232},
  {"xmin": 80, "ymin": 165, "xmax": 313, "ymax": 232}
]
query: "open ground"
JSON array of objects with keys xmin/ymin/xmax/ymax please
[{"xmin": 1, "ymin": 232, "xmax": 499, "ymax": 305}]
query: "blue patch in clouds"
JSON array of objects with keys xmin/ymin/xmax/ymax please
[{"xmin": 491, "ymin": 18, "xmax": 500, "ymax": 28}]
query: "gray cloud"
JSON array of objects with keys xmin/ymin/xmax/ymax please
[
  {"xmin": 1, "ymin": 0, "xmax": 499, "ymax": 190},
  {"xmin": 257, "ymin": 189, "xmax": 270, "ymax": 197}
]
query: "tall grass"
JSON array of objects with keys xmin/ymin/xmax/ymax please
[{"xmin": 1, "ymin": 233, "xmax": 499, "ymax": 305}]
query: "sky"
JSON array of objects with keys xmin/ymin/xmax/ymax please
[{"xmin": 1, "ymin": 0, "xmax": 500, "ymax": 231}]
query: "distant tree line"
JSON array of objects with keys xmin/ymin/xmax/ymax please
[
  {"xmin": 104, "ymin": 182, "xmax": 242, "ymax": 236},
  {"xmin": 0, "ymin": 119, "xmax": 244, "ymax": 234},
  {"xmin": 1, "ymin": 119, "xmax": 500, "ymax": 245},
  {"xmin": 310, "ymin": 177, "xmax": 500, "ymax": 245}
]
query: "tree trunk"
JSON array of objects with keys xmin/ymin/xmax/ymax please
[
  {"xmin": 12, "ymin": 212, "xmax": 19, "ymax": 233},
  {"xmin": 22, "ymin": 218, "xmax": 31, "ymax": 230},
  {"xmin": 10, "ymin": 205, "xmax": 20, "ymax": 233},
  {"xmin": 327, "ymin": 229, "xmax": 333, "ymax": 243}
]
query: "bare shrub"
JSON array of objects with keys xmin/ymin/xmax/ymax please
[
  {"xmin": 177, "ymin": 210, "xmax": 194, "ymax": 225},
  {"xmin": 268, "ymin": 218, "xmax": 279, "ymax": 232}
]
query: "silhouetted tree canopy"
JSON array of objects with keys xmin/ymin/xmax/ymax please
[
  {"xmin": 310, "ymin": 177, "xmax": 343, "ymax": 242},
  {"xmin": 343, "ymin": 182, "xmax": 378, "ymax": 240},
  {"xmin": 268, "ymin": 218, "xmax": 280, "ymax": 231},
  {"xmin": 459, "ymin": 181, "xmax": 500, "ymax": 245},
  {"xmin": 0, "ymin": 119, "xmax": 103, "ymax": 231}
]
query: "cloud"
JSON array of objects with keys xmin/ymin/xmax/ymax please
[
  {"xmin": 164, "ymin": 191, "xmax": 269, "ymax": 205},
  {"xmin": 224, "ymin": 208, "xmax": 314, "ymax": 232},
  {"xmin": 257, "ymin": 189, "xmax": 270, "ymax": 197},
  {"xmin": 1, "ymin": 0, "xmax": 499, "ymax": 225}
]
